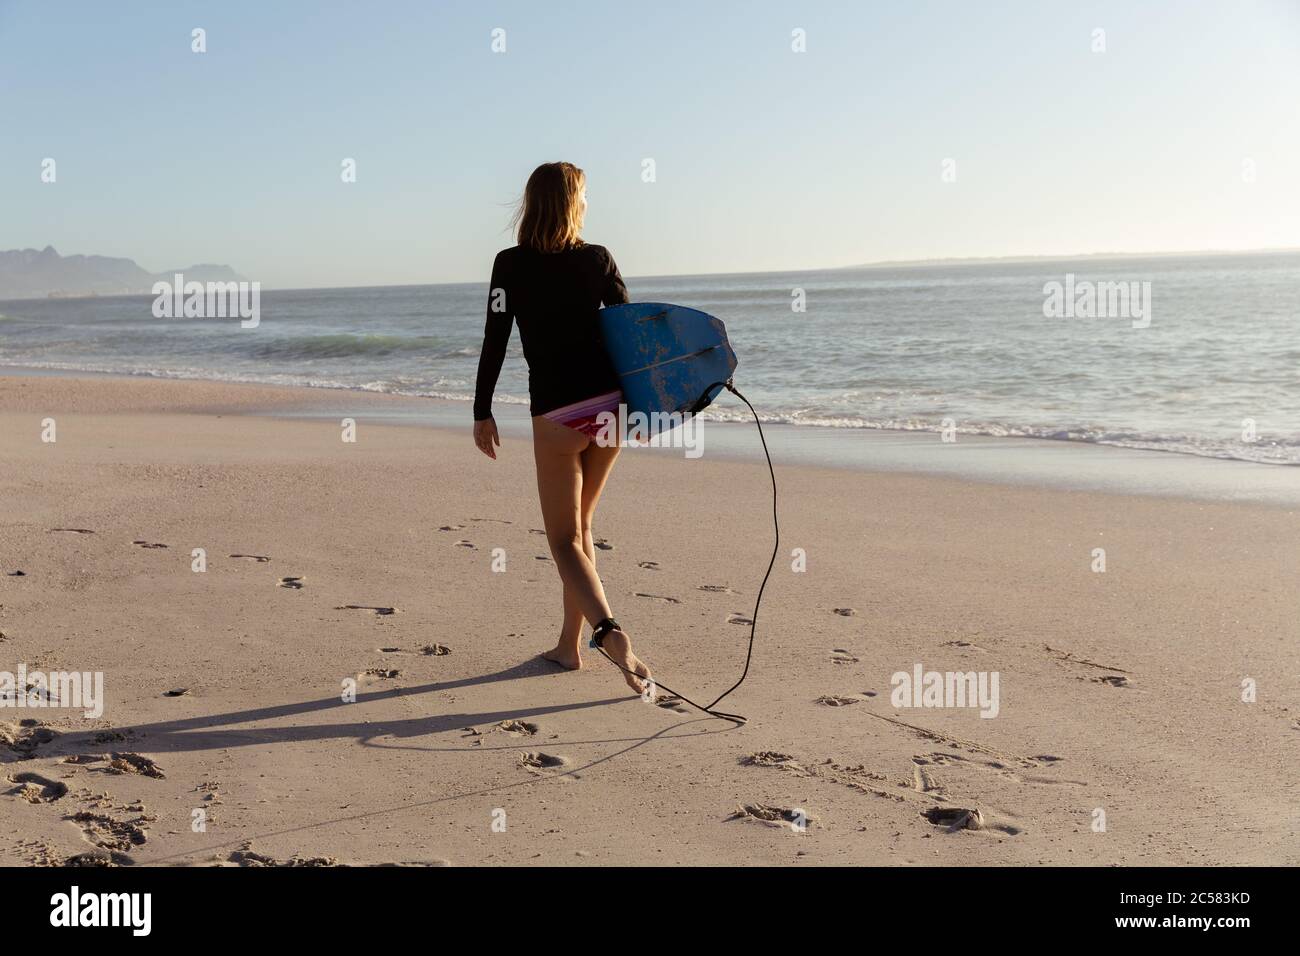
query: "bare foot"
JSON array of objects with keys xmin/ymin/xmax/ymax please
[
  {"xmin": 599, "ymin": 629, "xmax": 651, "ymax": 694},
  {"xmin": 542, "ymin": 643, "xmax": 582, "ymax": 670}
]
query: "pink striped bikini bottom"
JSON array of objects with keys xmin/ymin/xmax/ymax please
[{"xmin": 541, "ymin": 389, "xmax": 623, "ymax": 440}]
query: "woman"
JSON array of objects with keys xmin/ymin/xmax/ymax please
[{"xmin": 472, "ymin": 161, "xmax": 651, "ymax": 695}]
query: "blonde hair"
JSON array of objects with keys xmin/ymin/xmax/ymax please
[{"xmin": 513, "ymin": 162, "xmax": 586, "ymax": 253}]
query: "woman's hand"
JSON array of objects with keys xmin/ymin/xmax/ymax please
[{"xmin": 473, "ymin": 418, "xmax": 501, "ymax": 459}]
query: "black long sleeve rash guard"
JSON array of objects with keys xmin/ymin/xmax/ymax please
[{"xmin": 472, "ymin": 243, "xmax": 629, "ymax": 421}]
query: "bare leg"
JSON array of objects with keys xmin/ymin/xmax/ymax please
[
  {"xmin": 550, "ymin": 549, "xmax": 593, "ymax": 669},
  {"xmin": 532, "ymin": 416, "xmax": 649, "ymax": 693},
  {"xmin": 551, "ymin": 441, "xmax": 620, "ymax": 668}
]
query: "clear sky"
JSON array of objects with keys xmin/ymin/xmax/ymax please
[{"xmin": 2, "ymin": 0, "xmax": 1298, "ymax": 288}]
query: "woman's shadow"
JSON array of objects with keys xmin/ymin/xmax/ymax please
[
  {"xmin": 80, "ymin": 657, "xmax": 738, "ymax": 865},
  {"xmin": 65, "ymin": 658, "xmax": 732, "ymax": 757}
]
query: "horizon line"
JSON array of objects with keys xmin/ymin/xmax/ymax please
[{"xmin": 3, "ymin": 244, "xmax": 1297, "ymax": 302}]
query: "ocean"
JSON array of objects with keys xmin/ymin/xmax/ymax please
[{"xmin": 2, "ymin": 251, "xmax": 1297, "ymax": 465}]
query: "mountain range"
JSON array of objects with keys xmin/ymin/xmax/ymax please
[{"xmin": 0, "ymin": 246, "xmax": 244, "ymax": 299}]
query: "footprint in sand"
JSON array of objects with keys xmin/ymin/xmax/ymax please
[
  {"xmin": 48, "ymin": 528, "xmax": 95, "ymax": 534},
  {"xmin": 921, "ymin": 806, "xmax": 983, "ymax": 831},
  {"xmin": 1094, "ymin": 675, "xmax": 1130, "ymax": 688},
  {"xmin": 277, "ymin": 576, "xmax": 304, "ymax": 589},
  {"xmin": 728, "ymin": 804, "xmax": 816, "ymax": 828},
  {"xmin": 421, "ymin": 644, "xmax": 451, "ymax": 656},
  {"xmin": 363, "ymin": 668, "xmax": 400, "ymax": 679},
  {"xmin": 61, "ymin": 848, "xmax": 135, "ymax": 867},
  {"xmin": 454, "ymin": 540, "xmax": 476, "ymax": 549},
  {"xmin": 519, "ymin": 751, "xmax": 569, "ymax": 772},
  {"xmin": 229, "ymin": 554, "xmax": 270, "ymax": 562},
  {"xmin": 638, "ymin": 561, "xmax": 660, "ymax": 570},
  {"xmin": 654, "ymin": 695, "xmax": 690, "ymax": 713},
  {"xmin": 496, "ymin": 720, "xmax": 539, "ymax": 736},
  {"xmin": 741, "ymin": 751, "xmax": 903, "ymax": 802},
  {"xmin": 832, "ymin": 608, "xmax": 856, "ymax": 617},
  {"xmin": 740, "ymin": 751, "xmax": 803, "ymax": 771},
  {"xmin": 815, "ymin": 695, "xmax": 860, "ymax": 707},
  {"xmin": 374, "ymin": 859, "xmax": 454, "ymax": 867},
  {"xmin": 911, "ymin": 757, "xmax": 942, "ymax": 793},
  {"xmin": 377, "ymin": 646, "xmax": 401, "ymax": 654},
  {"xmin": 106, "ymin": 753, "xmax": 165, "ymax": 779},
  {"xmin": 697, "ymin": 584, "xmax": 735, "ymax": 593},
  {"xmin": 728, "ymin": 613, "xmax": 753, "ymax": 626},
  {"xmin": 635, "ymin": 592, "xmax": 681, "ymax": 604},
  {"xmin": 132, "ymin": 540, "xmax": 168, "ymax": 549},
  {"xmin": 7, "ymin": 772, "xmax": 69, "ymax": 803},
  {"xmin": 594, "ymin": 538, "xmax": 613, "ymax": 551},
  {"xmin": 7, "ymin": 570, "xmax": 27, "ymax": 576},
  {"xmin": 529, "ymin": 528, "xmax": 547, "ymax": 535},
  {"xmin": 72, "ymin": 811, "xmax": 150, "ymax": 852},
  {"xmin": 1, "ymin": 720, "xmax": 58, "ymax": 756},
  {"xmin": 830, "ymin": 648, "xmax": 859, "ymax": 665},
  {"xmin": 162, "ymin": 688, "xmax": 190, "ymax": 698},
  {"xmin": 470, "ymin": 517, "xmax": 513, "ymax": 524},
  {"xmin": 337, "ymin": 605, "xmax": 397, "ymax": 616},
  {"xmin": 438, "ymin": 524, "xmax": 465, "ymax": 532},
  {"xmin": 228, "ymin": 843, "xmax": 338, "ymax": 867},
  {"xmin": 535, "ymin": 555, "xmax": 551, "ymax": 562},
  {"xmin": 92, "ymin": 731, "xmax": 128, "ymax": 744}
]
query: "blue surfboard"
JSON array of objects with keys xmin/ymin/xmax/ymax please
[{"xmin": 598, "ymin": 302, "xmax": 738, "ymax": 430}]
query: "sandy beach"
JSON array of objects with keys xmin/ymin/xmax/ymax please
[{"xmin": 1, "ymin": 373, "xmax": 1297, "ymax": 867}]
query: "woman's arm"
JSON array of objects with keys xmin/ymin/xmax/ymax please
[
  {"xmin": 473, "ymin": 251, "xmax": 513, "ymax": 422},
  {"xmin": 601, "ymin": 247, "xmax": 629, "ymax": 306}
]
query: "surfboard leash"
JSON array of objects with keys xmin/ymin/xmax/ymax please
[{"xmin": 591, "ymin": 380, "xmax": 778, "ymax": 726}]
